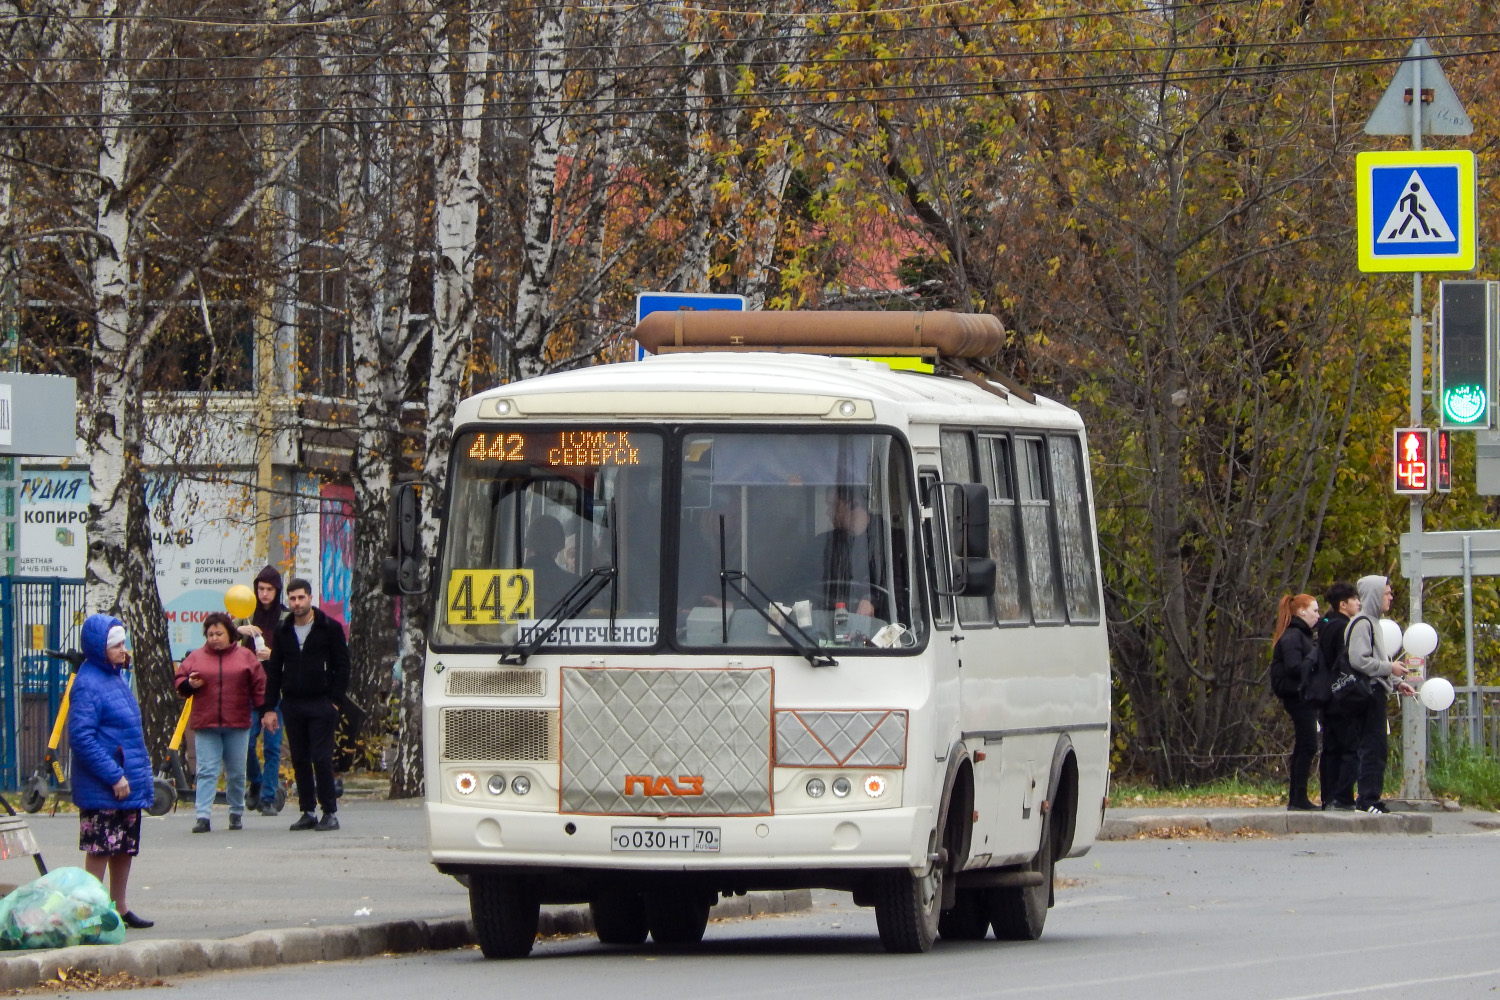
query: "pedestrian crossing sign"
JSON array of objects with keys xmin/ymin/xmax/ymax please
[{"xmin": 1358, "ymin": 150, "xmax": 1477, "ymax": 272}]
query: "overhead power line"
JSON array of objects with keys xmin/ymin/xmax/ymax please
[{"xmin": 3, "ymin": 41, "xmax": 1496, "ymax": 133}]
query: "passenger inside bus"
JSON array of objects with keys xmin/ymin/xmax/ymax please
[
  {"xmin": 522, "ymin": 514, "xmax": 580, "ymax": 610},
  {"xmin": 813, "ymin": 484, "xmax": 891, "ymax": 621}
]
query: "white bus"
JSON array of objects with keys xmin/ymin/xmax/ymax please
[{"xmin": 387, "ymin": 310, "xmax": 1111, "ymax": 958}]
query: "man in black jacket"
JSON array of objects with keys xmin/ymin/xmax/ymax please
[
  {"xmin": 265, "ymin": 578, "xmax": 350, "ymax": 832},
  {"xmin": 1318, "ymin": 581, "xmax": 1361, "ymax": 811}
]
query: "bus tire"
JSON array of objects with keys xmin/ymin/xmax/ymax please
[
  {"xmin": 988, "ymin": 820, "xmax": 1053, "ymax": 941},
  {"xmin": 873, "ymin": 861, "xmax": 943, "ymax": 953},
  {"xmin": 591, "ymin": 890, "xmax": 649, "ymax": 945},
  {"xmin": 938, "ymin": 886, "xmax": 990, "ymax": 941},
  {"xmin": 646, "ymin": 890, "xmax": 711, "ymax": 946},
  {"xmin": 469, "ymin": 873, "xmax": 539, "ymax": 959}
]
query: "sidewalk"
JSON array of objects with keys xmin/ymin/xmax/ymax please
[
  {"xmin": 0, "ymin": 796, "xmax": 808, "ymax": 989},
  {"xmin": 1100, "ymin": 801, "xmax": 1497, "ymax": 839}
]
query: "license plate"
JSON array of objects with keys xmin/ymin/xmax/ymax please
[{"xmin": 610, "ymin": 826, "xmax": 720, "ymax": 853}]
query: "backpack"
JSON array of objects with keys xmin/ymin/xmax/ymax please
[
  {"xmin": 1326, "ymin": 618, "xmax": 1378, "ymax": 714},
  {"xmin": 1303, "ymin": 636, "xmax": 1333, "ymax": 705}
]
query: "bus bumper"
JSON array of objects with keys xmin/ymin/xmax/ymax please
[{"xmin": 427, "ymin": 802, "xmax": 932, "ymax": 872}]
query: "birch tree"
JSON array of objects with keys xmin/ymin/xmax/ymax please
[
  {"xmin": 388, "ymin": 3, "xmax": 496, "ymax": 798},
  {"xmin": 508, "ymin": 1, "xmax": 569, "ymax": 379}
]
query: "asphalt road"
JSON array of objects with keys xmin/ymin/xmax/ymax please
[{"xmin": 109, "ymin": 823, "xmax": 1500, "ymax": 999}]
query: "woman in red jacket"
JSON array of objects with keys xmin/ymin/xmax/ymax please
[{"xmin": 174, "ymin": 613, "xmax": 278, "ymax": 833}]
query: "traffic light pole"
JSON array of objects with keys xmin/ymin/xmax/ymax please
[{"xmin": 1402, "ymin": 53, "xmax": 1429, "ymax": 801}]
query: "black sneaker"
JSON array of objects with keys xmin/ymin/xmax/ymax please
[
  {"xmin": 228, "ymin": 814, "xmax": 243, "ymax": 831},
  {"xmin": 1287, "ymin": 801, "xmax": 1319, "ymax": 812},
  {"xmin": 315, "ymin": 812, "xmax": 340, "ymax": 832},
  {"xmin": 258, "ymin": 801, "xmax": 279, "ymax": 817},
  {"xmin": 289, "ymin": 812, "xmax": 318, "ymax": 831},
  {"xmin": 1362, "ymin": 802, "xmax": 1391, "ymax": 814},
  {"xmin": 1327, "ymin": 802, "xmax": 1356, "ymax": 811},
  {"xmin": 191, "ymin": 818, "xmax": 210, "ymax": 834},
  {"xmin": 122, "ymin": 911, "xmax": 154, "ymax": 929}
]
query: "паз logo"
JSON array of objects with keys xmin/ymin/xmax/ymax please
[{"xmin": 624, "ymin": 774, "xmax": 704, "ymax": 797}]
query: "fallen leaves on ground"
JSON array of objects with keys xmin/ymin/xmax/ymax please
[
  {"xmin": 27, "ymin": 968, "xmax": 168, "ymax": 992},
  {"xmin": 1115, "ymin": 792, "xmax": 1284, "ymax": 809},
  {"xmin": 1131, "ymin": 825, "xmax": 1276, "ymax": 841}
]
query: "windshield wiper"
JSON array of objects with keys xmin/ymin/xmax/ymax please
[
  {"xmin": 715, "ymin": 515, "xmax": 835, "ymax": 668},
  {"xmin": 499, "ymin": 566, "xmax": 615, "ymax": 665},
  {"xmin": 720, "ymin": 570, "xmax": 837, "ymax": 668}
]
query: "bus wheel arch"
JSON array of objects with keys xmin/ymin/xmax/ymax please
[{"xmin": 1045, "ymin": 736, "xmax": 1080, "ymax": 863}]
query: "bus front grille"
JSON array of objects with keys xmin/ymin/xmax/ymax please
[
  {"xmin": 560, "ymin": 667, "xmax": 772, "ymax": 816},
  {"xmin": 441, "ymin": 708, "xmax": 557, "ymax": 762},
  {"xmin": 445, "ymin": 669, "xmax": 545, "ymax": 697}
]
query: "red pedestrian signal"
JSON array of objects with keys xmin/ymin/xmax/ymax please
[
  {"xmin": 1394, "ymin": 428, "xmax": 1432, "ymax": 495},
  {"xmin": 1436, "ymin": 429, "xmax": 1453, "ymax": 493}
]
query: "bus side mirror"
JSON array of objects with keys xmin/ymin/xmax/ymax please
[
  {"xmin": 931, "ymin": 482, "xmax": 995, "ymax": 597},
  {"xmin": 381, "ymin": 482, "xmax": 427, "ymax": 596},
  {"xmin": 951, "ymin": 484, "xmax": 994, "ymax": 596}
]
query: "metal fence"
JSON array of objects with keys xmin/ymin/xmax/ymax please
[
  {"xmin": 1428, "ymin": 685, "xmax": 1500, "ymax": 758},
  {"xmin": 0, "ymin": 578, "xmax": 87, "ymax": 789}
]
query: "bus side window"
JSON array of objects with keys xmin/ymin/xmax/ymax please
[
  {"xmin": 980, "ymin": 435, "xmax": 1028, "ymax": 623},
  {"xmin": 1016, "ymin": 436, "xmax": 1065, "ymax": 623},
  {"xmin": 1048, "ymin": 434, "xmax": 1101, "ymax": 622},
  {"xmin": 918, "ymin": 470, "xmax": 952, "ymax": 628},
  {"xmin": 940, "ymin": 430, "xmax": 994, "ymax": 628}
]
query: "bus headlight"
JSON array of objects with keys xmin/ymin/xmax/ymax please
[
  {"xmin": 863, "ymin": 774, "xmax": 887, "ymax": 798},
  {"xmin": 511, "ymin": 775, "xmax": 532, "ymax": 796},
  {"xmin": 455, "ymin": 772, "xmax": 478, "ymax": 795},
  {"xmin": 806, "ymin": 778, "xmax": 826, "ymax": 798},
  {"xmin": 831, "ymin": 777, "xmax": 851, "ymax": 798},
  {"xmin": 486, "ymin": 774, "xmax": 507, "ymax": 795}
]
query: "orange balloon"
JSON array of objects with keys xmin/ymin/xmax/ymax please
[{"xmin": 224, "ymin": 584, "xmax": 256, "ymax": 619}]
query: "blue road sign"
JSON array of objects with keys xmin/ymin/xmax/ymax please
[
  {"xmin": 1356, "ymin": 150, "xmax": 1476, "ymax": 272},
  {"xmin": 634, "ymin": 292, "xmax": 746, "ymax": 360}
]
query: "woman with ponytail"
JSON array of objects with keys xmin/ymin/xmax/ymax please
[{"xmin": 1270, "ymin": 593, "xmax": 1324, "ymax": 811}]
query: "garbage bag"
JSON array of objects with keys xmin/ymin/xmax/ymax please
[{"xmin": 0, "ymin": 867, "xmax": 126, "ymax": 950}]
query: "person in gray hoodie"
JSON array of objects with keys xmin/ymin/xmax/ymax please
[{"xmin": 1344, "ymin": 575, "xmax": 1417, "ymax": 813}]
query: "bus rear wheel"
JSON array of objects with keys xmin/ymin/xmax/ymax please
[
  {"xmin": 646, "ymin": 890, "xmax": 711, "ymax": 946},
  {"xmin": 469, "ymin": 873, "xmax": 540, "ymax": 958},
  {"xmin": 591, "ymin": 890, "xmax": 649, "ymax": 945},
  {"xmin": 873, "ymin": 861, "xmax": 942, "ymax": 953},
  {"xmin": 988, "ymin": 821, "xmax": 1053, "ymax": 941},
  {"xmin": 938, "ymin": 886, "xmax": 991, "ymax": 941}
]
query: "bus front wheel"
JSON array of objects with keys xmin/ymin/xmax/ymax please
[
  {"xmin": 469, "ymin": 873, "xmax": 539, "ymax": 958},
  {"xmin": 873, "ymin": 859, "xmax": 943, "ymax": 953}
]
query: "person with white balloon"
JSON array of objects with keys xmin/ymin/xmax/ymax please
[{"xmin": 1342, "ymin": 576, "xmax": 1417, "ymax": 815}]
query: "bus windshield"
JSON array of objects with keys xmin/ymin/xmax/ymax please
[
  {"xmin": 434, "ymin": 428, "xmax": 664, "ymax": 649},
  {"xmin": 675, "ymin": 431, "xmax": 926, "ymax": 652},
  {"xmin": 433, "ymin": 425, "xmax": 925, "ymax": 654}
]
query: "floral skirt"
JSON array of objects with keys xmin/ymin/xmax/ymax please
[{"xmin": 78, "ymin": 808, "xmax": 142, "ymax": 857}]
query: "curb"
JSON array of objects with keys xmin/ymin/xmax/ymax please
[
  {"xmin": 0, "ymin": 890, "xmax": 813, "ymax": 989},
  {"xmin": 1099, "ymin": 811, "xmax": 1432, "ymax": 840}
]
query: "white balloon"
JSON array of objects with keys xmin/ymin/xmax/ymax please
[
  {"xmin": 1403, "ymin": 621, "xmax": 1438, "ymax": 658},
  {"xmin": 1379, "ymin": 618, "xmax": 1404, "ymax": 656},
  {"xmin": 1419, "ymin": 676, "xmax": 1456, "ymax": 712}
]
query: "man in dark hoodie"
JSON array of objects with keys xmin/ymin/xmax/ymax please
[
  {"xmin": 240, "ymin": 565, "xmax": 288, "ymax": 816},
  {"xmin": 1318, "ymin": 581, "xmax": 1361, "ymax": 810},
  {"xmin": 265, "ymin": 577, "xmax": 351, "ymax": 831}
]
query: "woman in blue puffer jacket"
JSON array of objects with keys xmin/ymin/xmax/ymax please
[{"xmin": 67, "ymin": 614, "xmax": 155, "ymax": 929}]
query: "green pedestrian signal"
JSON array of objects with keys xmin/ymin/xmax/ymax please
[{"xmin": 1440, "ymin": 280, "xmax": 1494, "ymax": 430}]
